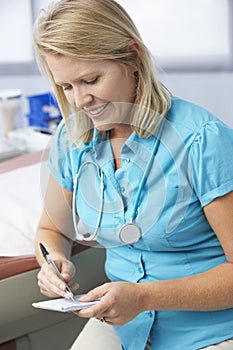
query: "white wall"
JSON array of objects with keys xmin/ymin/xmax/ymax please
[
  {"xmin": 0, "ymin": 75, "xmax": 50, "ymax": 97},
  {"xmin": 160, "ymin": 71, "xmax": 233, "ymax": 128},
  {"xmin": 0, "ymin": 0, "xmax": 232, "ymax": 128}
]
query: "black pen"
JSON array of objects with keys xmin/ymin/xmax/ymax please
[{"xmin": 39, "ymin": 243, "xmax": 75, "ymax": 302}]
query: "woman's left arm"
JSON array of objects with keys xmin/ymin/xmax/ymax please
[
  {"xmin": 76, "ymin": 191, "xmax": 233, "ymax": 326},
  {"xmin": 203, "ymin": 190, "xmax": 233, "ymax": 262}
]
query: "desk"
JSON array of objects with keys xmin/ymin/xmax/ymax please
[
  {"xmin": 0, "ymin": 127, "xmax": 51, "ymax": 163},
  {"xmin": 0, "ymin": 139, "xmax": 25, "ymax": 162}
]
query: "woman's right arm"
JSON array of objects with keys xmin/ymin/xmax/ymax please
[{"xmin": 34, "ymin": 174, "xmax": 79, "ymax": 298}]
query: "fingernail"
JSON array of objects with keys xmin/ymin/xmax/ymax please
[
  {"xmin": 65, "ymin": 292, "xmax": 71, "ymax": 299},
  {"xmin": 59, "ymin": 283, "xmax": 65, "ymax": 290},
  {"xmin": 74, "ymin": 283, "xmax": 80, "ymax": 290}
]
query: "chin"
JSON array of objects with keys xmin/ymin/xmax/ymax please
[{"xmin": 94, "ymin": 122, "xmax": 115, "ymax": 132}]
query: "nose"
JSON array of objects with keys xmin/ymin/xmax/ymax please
[{"xmin": 73, "ymin": 86, "xmax": 93, "ymax": 110}]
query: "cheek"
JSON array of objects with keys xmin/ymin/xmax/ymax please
[
  {"xmin": 103, "ymin": 78, "xmax": 134, "ymax": 103},
  {"xmin": 121, "ymin": 80, "xmax": 136, "ymax": 103},
  {"xmin": 118, "ymin": 71, "xmax": 136, "ymax": 102}
]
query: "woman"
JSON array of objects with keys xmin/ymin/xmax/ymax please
[{"xmin": 33, "ymin": 0, "xmax": 233, "ymax": 349}]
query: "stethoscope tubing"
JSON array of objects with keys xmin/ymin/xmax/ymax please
[
  {"xmin": 131, "ymin": 120, "xmax": 164, "ymax": 221},
  {"xmin": 72, "ymin": 160, "xmax": 104, "ymax": 241},
  {"xmin": 72, "ymin": 121, "xmax": 164, "ymax": 242}
]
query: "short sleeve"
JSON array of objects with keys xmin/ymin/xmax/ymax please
[
  {"xmin": 190, "ymin": 120, "xmax": 233, "ymax": 207},
  {"xmin": 49, "ymin": 120, "xmax": 74, "ymax": 191}
]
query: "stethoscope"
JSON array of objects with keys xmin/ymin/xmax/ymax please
[{"xmin": 72, "ymin": 121, "xmax": 164, "ymax": 245}]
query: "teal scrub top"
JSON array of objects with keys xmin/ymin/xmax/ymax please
[{"xmin": 49, "ymin": 97, "xmax": 233, "ymax": 350}]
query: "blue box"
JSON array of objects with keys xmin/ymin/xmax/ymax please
[{"xmin": 27, "ymin": 92, "xmax": 62, "ymax": 129}]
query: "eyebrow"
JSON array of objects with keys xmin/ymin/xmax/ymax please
[{"xmin": 55, "ymin": 71, "xmax": 102, "ymax": 86}]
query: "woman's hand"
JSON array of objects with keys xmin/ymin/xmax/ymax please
[
  {"xmin": 37, "ymin": 256, "xmax": 79, "ymax": 299},
  {"xmin": 74, "ymin": 282, "xmax": 145, "ymax": 326}
]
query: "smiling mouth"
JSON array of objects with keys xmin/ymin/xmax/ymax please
[{"xmin": 84, "ymin": 103, "xmax": 109, "ymax": 116}]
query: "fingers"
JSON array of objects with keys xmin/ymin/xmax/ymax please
[
  {"xmin": 73, "ymin": 282, "xmax": 141, "ymax": 326},
  {"xmin": 37, "ymin": 260, "xmax": 78, "ymax": 298},
  {"xmin": 79, "ymin": 283, "xmax": 110, "ymax": 302},
  {"xmin": 75, "ymin": 302, "xmax": 120, "ymax": 326},
  {"xmin": 60, "ymin": 260, "xmax": 76, "ymax": 281},
  {"xmin": 37, "ymin": 263, "xmax": 67, "ymax": 298},
  {"xmin": 74, "ymin": 302, "xmax": 109, "ymax": 320},
  {"xmin": 75, "ymin": 283, "xmax": 117, "ymax": 321}
]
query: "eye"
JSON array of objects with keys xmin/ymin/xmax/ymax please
[
  {"xmin": 85, "ymin": 76, "xmax": 99, "ymax": 85},
  {"xmin": 62, "ymin": 85, "xmax": 72, "ymax": 91}
]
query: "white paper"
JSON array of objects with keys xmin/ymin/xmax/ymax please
[{"xmin": 32, "ymin": 295, "xmax": 101, "ymax": 313}]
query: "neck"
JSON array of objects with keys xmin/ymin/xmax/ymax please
[
  {"xmin": 109, "ymin": 125, "xmax": 132, "ymax": 140},
  {"xmin": 109, "ymin": 126, "xmax": 132, "ymax": 170}
]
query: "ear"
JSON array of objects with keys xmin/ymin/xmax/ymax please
[{"xmin": 126, "ymin": 40, "xmax": 141, "ymax": 65}]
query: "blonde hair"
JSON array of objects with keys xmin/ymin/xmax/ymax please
[{"xmin": 34, "ymin": 0, "xmax": 171, "ymax": 143}]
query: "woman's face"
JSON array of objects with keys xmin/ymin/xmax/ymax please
[{"xmin": 46, "ymin": 54, "xmax": 137, "ymax": 132}]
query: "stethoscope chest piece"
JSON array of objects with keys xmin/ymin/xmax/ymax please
[{"xmin": 119, "ymin": 222, "xmax": 141, "ymax": 244}]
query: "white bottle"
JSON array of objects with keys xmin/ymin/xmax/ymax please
[{"xmin": 0, "ymin": 89, "xmax": 23, "ymax": 139}]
